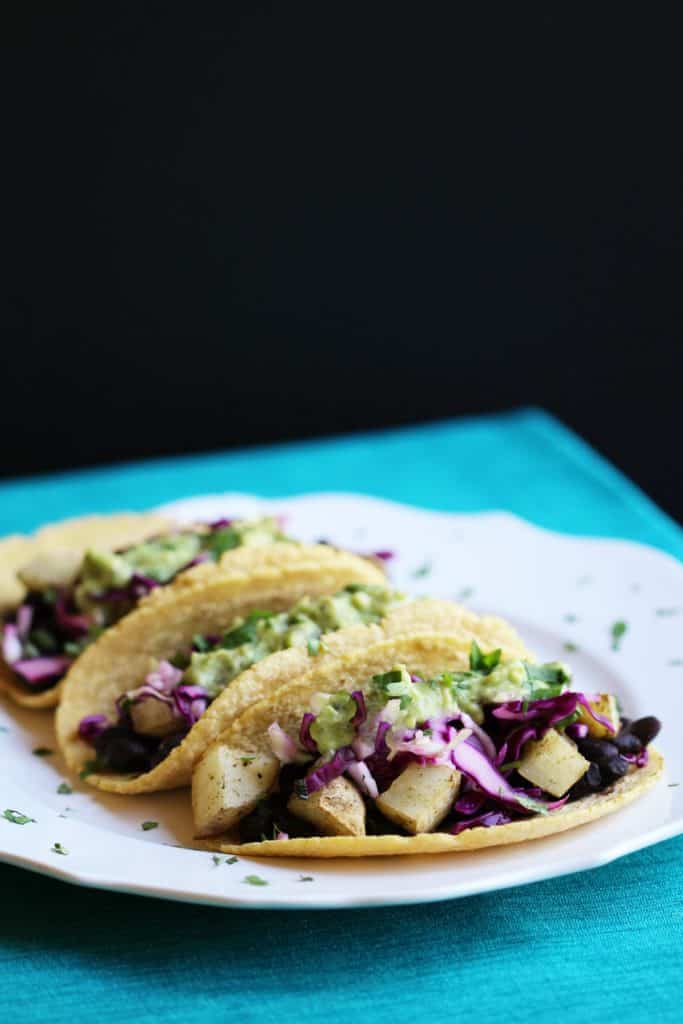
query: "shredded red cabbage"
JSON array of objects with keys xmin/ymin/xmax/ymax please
[
  {"xmin": 350, "ymin": 690, "xmax": 367, "ymax": 728},
  {"xmin": 16, "ymin": 604, "xmax": 34, "ymax": 640},
  {"xmin": 54, "ymin": 592, "xmax": 91, "ymax": 637},
  {"xmin": 451, "ymin": 810, "xmax": 512, "ymax": 834},
  {"xmin": 298, "ymin": 746, "xmax": 356, "ymax": 797},
  {"xmin": 12, "ymin": 655, "xmax": 72, "ymax": 684},
  {"xmin": 78, "ymin": 714, "xmax": 109, "ymax": 741},
  {"xmin": 299, "ymin": 712, "xmax": 318, "ymax": 753},
  {"xmin": 172, "ymin": 685, "xmax": 208, "ymax": 727}
]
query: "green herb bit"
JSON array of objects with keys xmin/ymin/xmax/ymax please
[
  {"xmin": 51, "ymin": 842, "xmax": 68, "ymax": 855},
  {"xmin": 611, "ymin": 621, "xmax": 628, "ymax": 651},
  {"xmin": 79, "ymin": 759, "xmax": 100, "ymax": 780},
  {"xmin": 57, "ymin": 782, "xmax": 72, "ymax": 795},
  {"xmin": 412, "ymin": 561, "xmax": 432, "ymax": 578},
  {"xmin": 141, "ymin": 821, "xmax": 159, "ymax": 831},
  {"xmin": 469, "ymin": 640, "xmax": 501, "ymax": 673},
  {"xmin": 241, "ymin": 756, "xmax": 256, "ymax": 766},
  {"xmin": 226, "ymin": 856, "xmax": 238, "ymax": 864},
  {"xmin": 457, "ymin": 586, "xmax": 474, "ymax": 601},
  {"xmin": 563, "ymin": 642, "xmax": 579, "ymax": 653},
  {"xmin": 3, "ymin": 809, "xmax": 36, "ymax": 825},
  {"xmin": 564, "ymin": 613, "xmax": 578, "ymax": 623},
  {"xmin": 299, "ymin": 875, "xmax": 314, "ymax": 882},
  {"xmin": 656, "ymin": 608, "xmax": 680, "ymax": 617},
  {"xmin": 243, "ymin": 874, "xmax": 268, "ymax": 886},
  {"xmin": 669, "ymin": 659, "xmax": 683, "ymax": 667},
  {"xmin": 499, "ymin": 761, "xmax": 521, "ymax": 773},
  {"xmin": 307, "ymin": 637, "xmax": 321, "ymax": 656},
  {"xmin": 32, "ymin": 747, "xmax": 54, "ymax": 757},
  {"xmin": 212, "ymin": 854, "xmax": 223, "ymax": 866},
  {"xmin": 0, "ymin": 725, "xmax": 8, "ymax": 733},
  {"xmin": 193, "ymin": 633, "xmax": 211, "ymax": 652},
  {"xmin": 668, "ymin": 782, "xmax": 680, "ymax": 788}
]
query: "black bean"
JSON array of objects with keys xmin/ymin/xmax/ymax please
[
  {"xmin": 577, "ymin": 738, "xmax": 619, "ymax": 765},
  {"xmin": 630, "ymin": 716, "xmax": 661, "ymax": 746},
  {"xmin": 93, "ymin": 726, "xmax": 152, "ymax": 773},
  {"xmin": 614, "ymin": 731, "xmax": 642, "ymax": 756},
  {"xmin": 619, "ymin": 717, "xmax": 631, "ymax": 732},
  {"xmin": 603, "ymin": 755, "xmax": 629, "ymax": 781},
  {"xmin": 570, "ymin": 763, "xmax": 603, "ymax": 799},
  {"xmin": 150, "ymin": 731, "xmax": 187, "ymax": 767}
]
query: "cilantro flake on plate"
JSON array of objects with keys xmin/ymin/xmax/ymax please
[{"xmin": 243, "ymin": 874, "xmax": 268, "ymax": 886}]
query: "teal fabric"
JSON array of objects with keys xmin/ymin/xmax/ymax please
[{"xmin": 1, "ymin": 408, "xmax": 681, "ymax": 1023}]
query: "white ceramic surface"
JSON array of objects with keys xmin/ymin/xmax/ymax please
[{"xmin": 1, "ymin": 493, "xmax": 681, "ymax": 909}]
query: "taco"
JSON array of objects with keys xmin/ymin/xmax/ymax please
[
  {"xmin": 0, "ymin": 512, "xmax": 175, "ymax": 707},
  {"xmin": 192, "ymin": 633, "xmax": 663, "ymax": 856},
  {"xmin": 56, "ymin": 543, "xmax": 528, "ymax": 794}
]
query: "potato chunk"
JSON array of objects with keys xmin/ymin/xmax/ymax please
[
  {"xmin": 577, "ymin": 694, "xmax": 620, "ymax": 739},
  {"xmin": 518, "ymin": 729, "xmax": 589, "ymax": 798},
  {"xmin": 192, "ymin": 746, "xmax": 279, "ymax": 837},
  {"xmin": 375, "ymin": 763, "xmax": 461, "ymax": 835},
  {"xmin": 18, "ymin": 549, "xmax": 84, "ymax": 590},
  {"xmin": 288, "ymin": 776, "xmax": 366, "ymax": 837},
  {"xmin": 130, "ymin": 699, "xmax": 177, "ymax": 738}
]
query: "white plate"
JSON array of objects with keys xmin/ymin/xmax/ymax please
[{"xmin": 1, "ymin": 493, "xmax": 681, "ymax": 909}]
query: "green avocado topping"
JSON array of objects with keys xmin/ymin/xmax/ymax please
[{"xmin": 184, "ymin": 585, "xmax": 403, "ymax": 699}]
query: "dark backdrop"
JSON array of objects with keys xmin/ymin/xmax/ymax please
[{"xmin": 3, "ymin": 5, "xmax": 681, "ymax": 519}]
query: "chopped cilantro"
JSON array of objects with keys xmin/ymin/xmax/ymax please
[
  {"xmin": 563, "ymin": 641, "xmax": 579, "ymax": 653},
  {"xmin": 212, "ymin": 854, "xmax": 223, "ymax": 866},
  {"xmin": 469, "ymin": 640, "xmax": 501, "ymax": 673},
  {"xmin": 611, "ymin": 621, "xmax": 628, "ymax": 651},
  {"xmin": 51, "ymin": 842, "xmax": 68, "ymax": 855},
  {"xmin": 3, "ymin": 809, "xmax": 36, "ymax": 825},
  {"xmin": 205, "ymin": 525, "xmax": 241, "ymax": 559},
  {"xmin": 243, "ymin": 874, "xmax": 268, "ymax": 886},
  {"xmin": 669, "ymin": 659, "xmax": 683, "ymax": 667},
  {"xmin": 192, "ymin": 633, "xmax": 211, "ymax": 652},
  {"xmin": 457, "ymin": 586, "xmax": 474, "ymax": 601},
  {"xmin": 656, "ymin": 607, "xmax": 680, "ymax": 617},
  {"xmin": 499, "ymin": 761, "xmax": 521, "ymax": 773},
  {"xmin": 412, "ymin": 561, "xmax": 432, "ymax": 578},
  {"xmin": 222, "ymin": 610, "xmax": 274, "ymax": 649},
  {"xmin": 141, "ymin": 821, "xmax": 158, "ymax": 831},
  {"xmin": 668, "ymin": 782, "xmax": 680, "ymax": 788},
  {"xmin": 57, "ymin": 782, "xmax": 72, "ymax": 795},
  {"xmin": 299, "ymin": 875, "xmax": 314, "ymax": 882},
  {"xmin": 307, "ymin": 637, "xmax": 321, "ymax": 656},
  {"xmin": 226, "ymin": 856, "xmax": 238, "ymax": 864},
  {"xmin": 32, "ymin": 747, "xmax": 54, "ymax": 757},
  {"xmin": 79, "ymin": 759, "xmax": 100, "ymax": 780},
  {"xmin": 564, "ymin": 613, "xmax": 578, "ymax": 623}
]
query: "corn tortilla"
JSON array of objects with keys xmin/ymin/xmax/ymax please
[
  {"xmin": 0, "ymin": 512, "xmax": 173, "ymax": 709},
  {"xmin": 193, "ymin": 634, "xmax": 664, "ymax": 857},
  {"xmin": 56, "ymin": 544, "xmax": 387, "ymax": 789}
]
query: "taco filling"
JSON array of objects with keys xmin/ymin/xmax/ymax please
[
  {"xmin": 78, "ymin": 584, "xmax": 404, "ymax": 775},
  {"xmin": 1, "ymin": 517, "xmax": 288, "ymax": 694},
  {"xmin": 192, "ymin": 641, "xmax": 661, "ymax": 842}
]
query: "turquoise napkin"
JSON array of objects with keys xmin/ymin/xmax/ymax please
[{"xmin": 1, "ymin": 408, "xmax": 680, "ymax": 1024}]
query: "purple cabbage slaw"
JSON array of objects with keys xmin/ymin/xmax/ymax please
[{"xmin": 271, "ymin": 689, "xmax": 617, "ymax": 829}]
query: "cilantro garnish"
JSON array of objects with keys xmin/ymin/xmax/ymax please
[
  {"xmin": 3, "ymin": 809, "xmax": 36, "ymax": 825},
  {"xmin": 243, "ymin": 874, "xmax": 268, "ymax": 886},
  {"xmin": 79, "ymin": 759, "xmax": 100, "ymax": 780},
  {"xmin": 212, "ymin": 854, "xmax": 223, "ymax": 866},
  {"xmin": 57, "ymin": 782, "xmax": 72, "ymax": 795},
  {"xmin": 412, "ymin": 561, "xmax": 432, "ymax": 579},
  {"xmin": 611, "ymin": 621, "xmax": 628, "ymax": 651},
  {"xmin": 205, "ymin": 525, "xmax": 241, "ymax": 559},
  {"xmin": 457, "ymin": 586, "xmax": 474, "ymax": 601},
  {"xmin": 563, "ymin": 641, "xmax": 579, "ymax": 653},
  {"xmin": 299, "ymin": 875, "xmax": 314, "ymax": 882},
  {"xmin": 564, "ymin": 613, "xmax": 578, "ymax": 623},
  {"xmin": 226, "ymin": 856, "xmax": 238, "ymax": 864},
  {"xmin": 32, "ymin": 747, "xmax": 53, "ymax": 757},
  {"xmin": 656, "ymin": 608, "xmax": 680, "ymax": 617},
  {"xmin": 307, "ymin": 637, "xmax": 321, "ymax": 656},
  {"xmin": 499, "ymin": 761, "xmax": 521, "ymax": 773},
  {"xmin": 51, "ymin": 842, "xmax": 68, "ymax": 855},
  {"xmin": 193, "ymin": 633, "xmax": 211, "ymax": 652},
  {"xmin": 469, "ymin": 640, "xmax": 501, "ymax": 673},
  {"xmin": 141, "ymin": 821, "xmax": 158, "ymax": 831},
  {"xmin": 222, "ymin": 610, "xmax": 274, "ymax": 649},
  {"xmin": 0, "ymin": 725, "xmax": 8, "ymax": 733}
]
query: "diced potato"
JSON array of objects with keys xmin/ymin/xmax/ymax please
[
  {"xmin": 288, "ymin": 776, "xmax": 366, "ymax": 837},
  {"xmin": 130, "ymin": 699, "xmax": 177, "ymax": 738},
  {"xmin": 18, "ymin": 549, "xmax": 84, "ymax": 590},
  {"xmin": 375, "ymin": 763, "xmax": 461, "ymax": 835},
  {"xmin": 577, "ymin": 694, "xmax": 620, "ymax": 739},
  {"xmin": 518, "ymin": 729, "xmax": 589, "ymax": 798},
  {"xmin": 192, "ymin": 745, "xmax": 279, "ymax": 837}
]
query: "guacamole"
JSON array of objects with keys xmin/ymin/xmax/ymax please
[
  {"xmin": 184, "ymin": 584, "xmax": 403, "ymax": 699},
  {"xmin": 74, "ymin": 517, "xmax": 287, "ymax": 612}
]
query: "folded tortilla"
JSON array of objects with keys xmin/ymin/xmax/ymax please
[
  {"xmin": 0, "ymin": 512, "xmax": 173, "ymax": 709},
  {"xmin": 56, "ymin": 543, "xmax": 529, "ymax": 794},
  {"xmin": 197, "ymin": 633, "xmax": 664, "ymax": 858}
]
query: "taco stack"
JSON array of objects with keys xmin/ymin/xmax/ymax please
[{"xmin": 191, "ymin": 633, "xmax": 663, "ymax": 856}]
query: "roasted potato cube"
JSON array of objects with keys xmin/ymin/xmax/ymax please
[
  {"xmin": 577, "ymin": 694, "xmax": 620, "ymax": 738},
  {"xmin": 130, "ymin": 699, "xmax": 177, "ymax": 738},
  {"xmin": 518, "ymin": 729, "xmax": 589, "ymax": 797},
  {"xmin": 18, "ymin": 549, "xmax": 84, "ymax": 590},
  {"xmin": 192, "ymin": 746, "xmax": 279, "ymax": 837},
  {"xmin": 288, "ymin": 776, "xmax": 366, "ymax": 836},
  {"xmin": 375, "ymin": 763, "xmax": 461, "ymax": 834}
]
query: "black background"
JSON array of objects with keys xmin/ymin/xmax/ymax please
[{"xmin": 3, "ymin": 5, "xmax": 681, "ymax": 519}]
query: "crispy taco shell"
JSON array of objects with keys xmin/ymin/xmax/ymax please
[
  {"xmin": 196, "ymin": 633, "xmax": 664, "ymax": 858},
  {"xmin": 0, "ymin": 512, "xmax": 173, "ymax": 709},
  {"xmin": 56, "ymin": 544, "xmax": 386, "ymax": 790}
]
